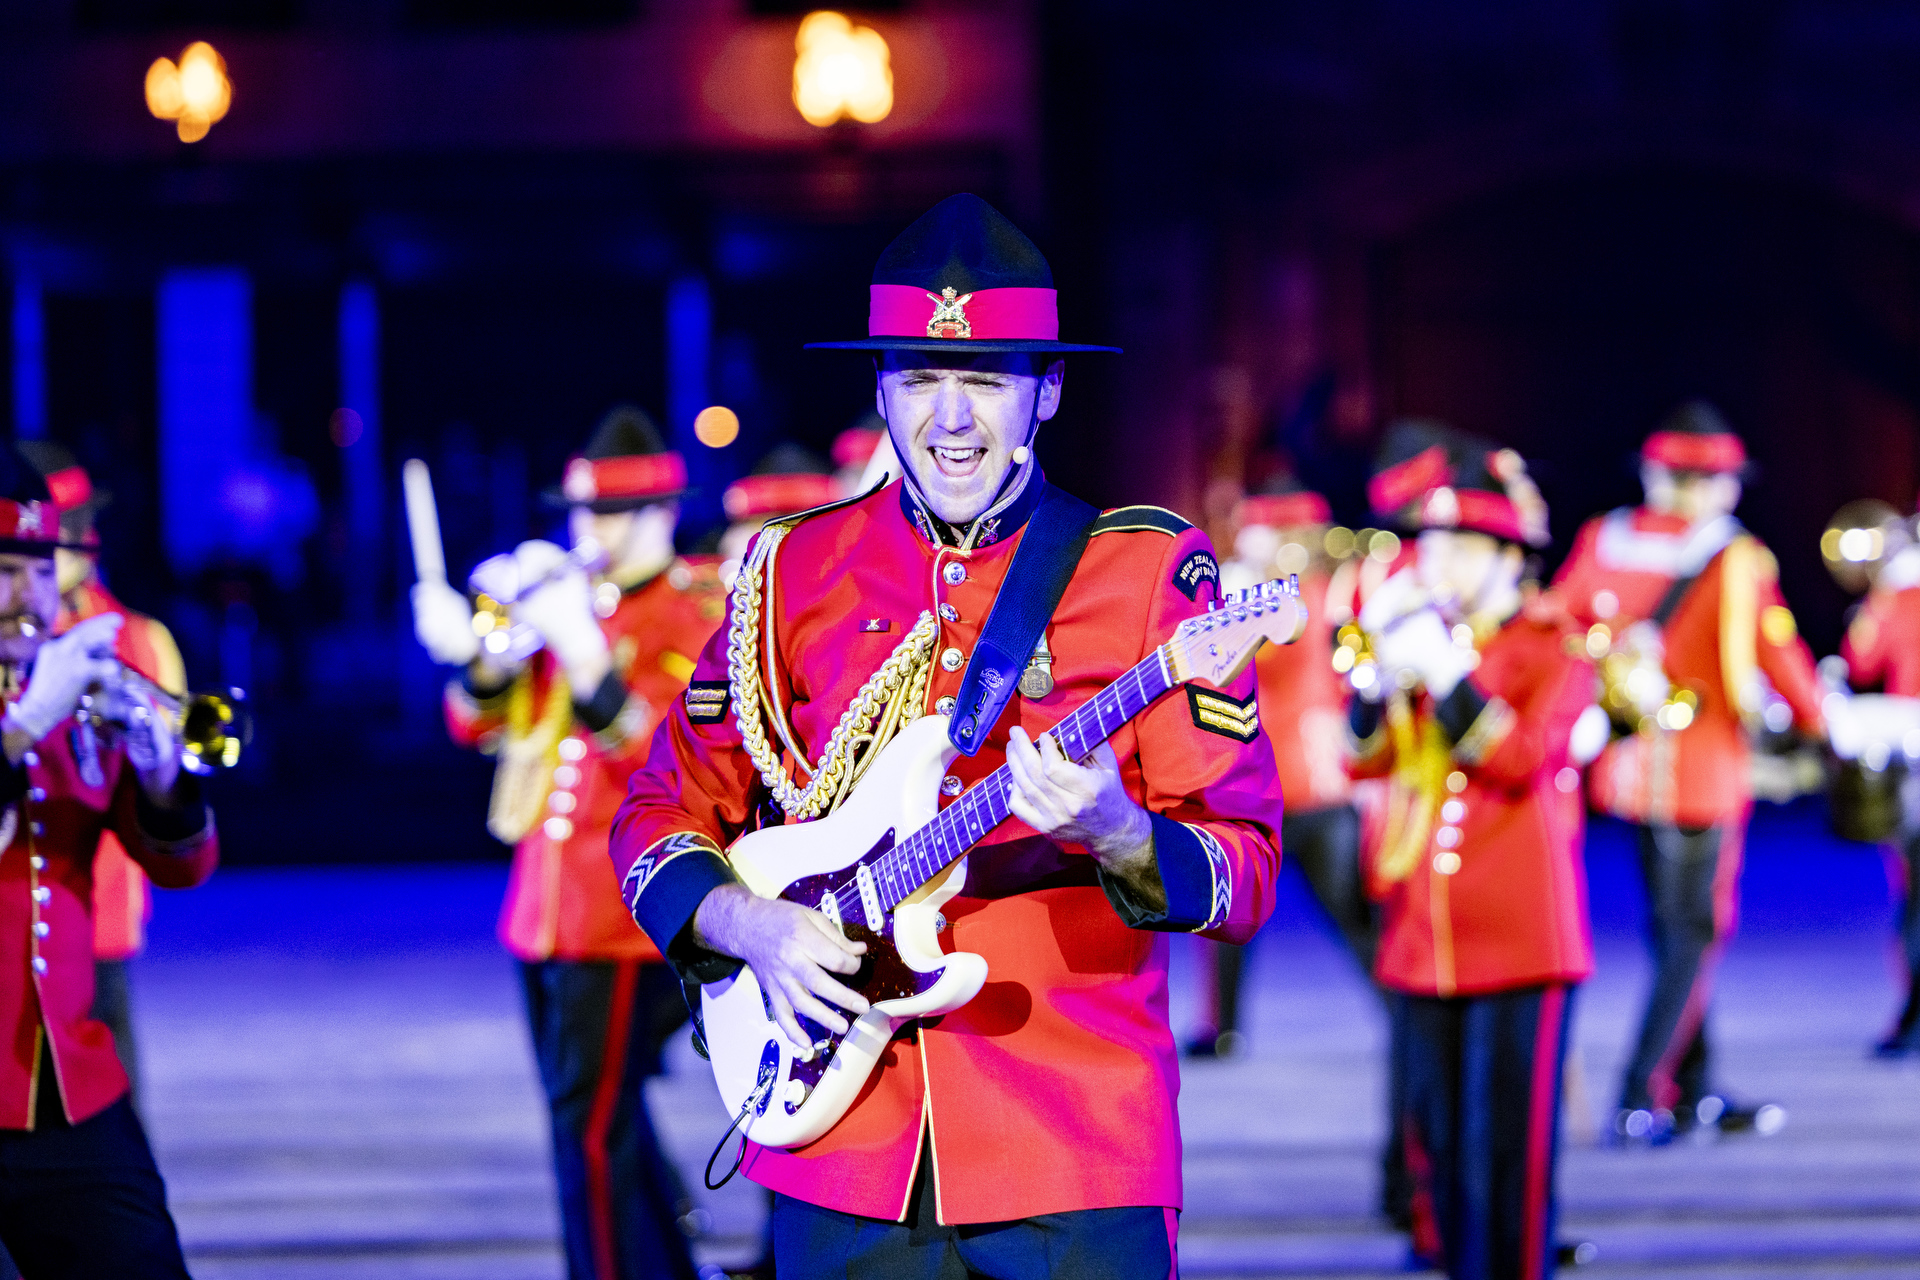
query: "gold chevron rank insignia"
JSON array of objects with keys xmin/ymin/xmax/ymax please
[{"xmin": 1186, "ymin": 686, "xmax": 1260, "ymax": 743}]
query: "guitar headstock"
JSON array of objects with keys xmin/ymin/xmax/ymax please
[{"xmin": 1166, "ymin": 576, "xmax": 1308, "ymax": 688}]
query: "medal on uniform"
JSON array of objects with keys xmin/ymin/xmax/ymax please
[{"xmin": 1019, "ymin": 631, "xmax": 1055, "ymax": 698}]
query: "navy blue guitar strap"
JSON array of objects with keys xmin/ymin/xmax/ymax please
[{"xmin": 949, "ymin": 482, "xmax": 1099, "ymax": 757}]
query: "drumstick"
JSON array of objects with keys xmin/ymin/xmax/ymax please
[{"xmin": 401, "ymin": 459, "xmax": 447, "ymax": 585}]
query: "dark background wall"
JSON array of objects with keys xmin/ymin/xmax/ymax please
[{"xmin": 6, "ymin": 0, "xmax": 1920, "ymax": 861}]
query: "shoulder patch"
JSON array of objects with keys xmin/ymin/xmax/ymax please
[
  {"xmin": 1187, "ymin": 685, "xmax": 1260, "ymax": 743},
  {"xmin": 1172, "ymin": 548, "xmax": 1220, "ymax": 601},
  {"xmin": 1089, "ymin": 505, "xmax": 1195, "ymax": 538},
  {"xmin": 684, "ymin": 680, "xmax": 731, "ymax": 725}
]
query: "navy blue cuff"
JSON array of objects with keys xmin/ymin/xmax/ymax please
[
  {"xmin": 625, "ymin": 839, "xmax": 742, "ymax": 984},
  {"xmin": 1434, "ymin": 679, "xmax": 1490, "ymax": 745},
  {"xmin": 0, "ymin": 755, "xmax": 24, "ymax": 807},
  {"xmin": 136, "ymin": 776, "xmax": 210, "ymax": 846},
  {"xmin": 1350, "ymin": 697, "xmax": 1383, "ymax": 740},
  {"xmin": 1099, "ymin": 812, "xmax": 1219, "ymax": 933},
  {"xmin": 573, "ymin": 670, "xmax": 628, "ymax": 735}
]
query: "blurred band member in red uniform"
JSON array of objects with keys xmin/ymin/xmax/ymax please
[
  {"xmin": 0, "ymin": 445, "xmax": 216, "ymax": 1278},
  {"xmin": 411, "ymin": 408, "xmax": 724, "ymax": 1280},
  {"xmin": 1550, "ymin": 403, "xmax": 1825, "ymax": 1143},
  {"xmin": 831, "ymin": 419, "xmax": 888, "ymax": 496},
  {"xmin": 613, "ymin": 195, "xmax": 1284, "ymax": 1279},
  {"xmin": 18, "ymin": 442, "xmax": 182, "ymax": 1106},
  {"xmin": 1193, "ymin": 476, "xmax": 1368, "ymax": 1058},
  {"xmin": 1837, "ymin": 503, "xmax": 1920, "ymax": 1056},
  {"xmin": 1349, "ymin": 439, "xmax": 1596, "ymax": 1280},
  {"xmin": 716, "ymin": 445, "xmax": 842, "ymax": 585}
]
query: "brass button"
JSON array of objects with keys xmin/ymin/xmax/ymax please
[
  {"xmin": 1440, "ymin": 800, "xmax": 1466, "ymax": 823},
  {"xmin": 939, "ymin": 604, "xmax": 960, "ymax": 622},
  {"xmin": 1433, "ymin": 851, "xmax": 1462, "ymax": 875},
  {"xmin": 935, "ymin": 696, "xmax": 957, "ymax": 715},
  {"xmin": 31, "ymin": 887, "xmax": 49, "ymax": 904},
  {"xmin": 558, "ymin": 738, "xmax": 586, "ymax": 762},
  {"xmin": 27, "ymin": 788, "xmax": 45, "ymax": 802},
  {"xmin": 1435, "ymin": 826, "xmax": 1460, "ymax": 849},
  {"xmin": 21, "ymin": 752, "xmax": 36, "ymax": 767},
  {"xmin": 33, "ymin": 922, "xmax": 47, "ymax": 938},
  {"xmin": 940, "ymin": 775, "xmax": 963, "ymax": 796},
  {"xmin": 553, "ymin": 765, "xmax": 580, "ymax": 788},
  {"xmin": 543, "ymin": 817, "xmax": 573, "ymax": 841},
  {"xmin": 548, "ymin": 792, "xmax": 577, "ymax": 814},
  {"xmin": 940, "ymin": 648, "xmax": 965, "ymax": 672},
  {"xmin": 29, "ymin": 856, "xmax": 43, "ymax": 871},
  {"xmin": 31, "ymin": 956, "xmax": 45, "ymax": 976},
  {"xmin": 29, "ymin": 823, "xmax": 42, "ymax": 837},
  {"xmin": 1445, "ymin": 771, "xmax": 1468, "ymax": 793},
  {"xmin": 943, "ymin": 562, "xmax": 967, "ymax": 586}
]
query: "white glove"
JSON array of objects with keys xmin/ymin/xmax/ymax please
[
  {"xmin": 123, "ymin": 688, "xmax": 180, "ymax": 795},
  {"xmin": 1357, "ymin": 567, "xmax": 1427, "ymax": 635},
  {"xmin": 467, "ymin": 552, "xmax": 521, "ymax": 606},
  {"xmin": 1372, "ymin": 607, "xmax": 1475, "ymax": 700},
  {"xmin": 411, "ymin": 580, "xmax": 480, "ymax": 666},
  {"xmin": 512, "ymin": 540, "xmax": 608, "ymax": 681},
  {"xmin": 9, "ymin": 614, "xmax": 123, "ymax": 743}
]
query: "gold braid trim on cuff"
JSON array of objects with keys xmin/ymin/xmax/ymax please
[{"xmin": 727, "ymin": 523, "xmax": 939, "ymax": 821}]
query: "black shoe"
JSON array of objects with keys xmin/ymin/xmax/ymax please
[
  {"xmin": 1557, "ymin": 1240, "xmax": 1599, "ymax": 1267},
  {"xmin": 1693, "ymin": 1094, "xmax": 1786, "ymax": 1136},
  {"xmin": 1183, "ymin": 1029, "xmax": 1244, "ymax": 1059},
  {"xmin": 1876, "ymin": 1030, "xmax": 1920, "ymax": 1058}
]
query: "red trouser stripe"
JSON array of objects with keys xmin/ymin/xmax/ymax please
[
  {"xmin": 585, "ymin": 960, "xmax": 640, "ymax": 1280},
  {"xmin": 1520, "ymin": 985, "xmax": 1567, "ymax": 1280}
]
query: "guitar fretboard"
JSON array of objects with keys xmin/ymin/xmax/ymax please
[{"xmin": 863, "ymin": 644, "xmax": 1177, "ymax": 914}]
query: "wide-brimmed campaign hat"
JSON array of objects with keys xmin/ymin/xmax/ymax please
[
  {"xmin": 807, "ymin": 194, "xmax": 1121, "ymax": 355},
  {"xmin": 542, "ymin": 405, "xmax": 688, "ymax": 513},
  {"xmin": 1640, "ymin": 400, "xmax": 1750, "ymax": 476}
]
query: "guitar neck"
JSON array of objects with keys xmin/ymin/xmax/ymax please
[{"xmin": 873, "ymin": 645, "xmax": 1178, "ymax": 913}]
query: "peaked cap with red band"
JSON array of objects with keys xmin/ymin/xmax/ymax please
[
  {"xmin": 1369, "ymin": 421, "xmax": 1550, "ymax": 547},
  {"xmin": 806, "ymin": 194, "xmax": 1121, "ymax": 355},
  {"xmin": 723, "ymin": 444, "xmax": 840, "ymax": 523},
  {"xmin": 1239, "ymin": 474, "xmax": 1331, "ymax": 530},
  {"xmin": 1368, "ymin": 419, "xmax": 1470, "ymax": 523},
  {"xmin": 17, "ymin": 440, "xmax": 108, "ymax": 550},
  {"xmin": 541, "ymin": 405, "xmax": 687, "ymax": 513},
  {"xmin": 1640, "ymin": 399, "xmax": 1749, "ymax": 475}
]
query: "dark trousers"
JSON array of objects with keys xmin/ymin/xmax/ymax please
[
  {"xmin": 92, "ymin": 958, "xmax": 141, "ymax": 1107},
  {"xmin": 1201, "ymin": 805, "xmax": 1409, "ymax": 1218},
  {"xmin": 1620, "ymin": 822, "xmax": 1731, "ymax": 1112},
  {"xmin": 1884, "ymin": 829, "xmax": 1920, "ymax": 1043},
  {"xmin": 519, "ymin": 958, "xmax": 697, "ymax": 1280},
  {"xmin": 1208, "ymin": 804, "xmax": 1374, "ymax": 1036},
  {"xmin": 0, "ymin": 1092, "xmax": 189, "ymax": 1280},
  {"xmin": 1400, "ymin": 984, "xmax": 1576, "ymax": 1280},
  {"xmin": 772, "ymin": 1139, "xmax": 1176, "ymax": 1280}
]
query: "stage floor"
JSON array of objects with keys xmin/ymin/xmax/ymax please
[{"xmin": 130, "ymin": 803, "xmax": 1920, "ymax": 1278}]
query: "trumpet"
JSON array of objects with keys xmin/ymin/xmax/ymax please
[
  {"xmin": 80, "ymin": 667, "xmax": 250, "ymax": 775},
  {"xmin": 1821, "ymin": 499, "xmax": 1915, "ymax": 595},
  {"xmin": 468, "ymin": 538, "xmax": 610, "ymax": 664}
]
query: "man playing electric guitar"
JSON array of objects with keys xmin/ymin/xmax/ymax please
[{"xmin": 612, "ymin": 194, "xmax": 1285, "ymax": 1278}]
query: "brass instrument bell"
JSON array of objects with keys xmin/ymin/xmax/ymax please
[
  {"xmin": 1821, "ymin": 499, "xmax": 1912, "ymax": 595},
  {"xmin": 82, "ymin": 668, "xmax": 250, "ymax": 775}
]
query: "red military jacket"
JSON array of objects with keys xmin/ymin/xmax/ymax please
[
  {"xmin": 58, "ymin": 579, "xmax": 187, "ymax": 961},
  {"xmin": 0, "ymin": 703, "xmax": 217, "ymax": 1128},
  {"xmin": 1353, "ymin": 601, "xmax": 1595, "ymax": 997},
  {"xmin": 448, "ymin": 558, "xmax": 725, "ymax": 963},
  {"xmin": 1842, "ymin": 583, "xmax": 1920, "ymax": 697},
  {"xmin": 1251, "ymin": 570, "xmax": 1352, "ymax": 813},
  {"xmin": 1551, "ymin": 508, "xmax": 1826, "ymax": 829},
  {"xmin": 612, "ymin": 477, "xmax": 1284, "ymax": 1225}
]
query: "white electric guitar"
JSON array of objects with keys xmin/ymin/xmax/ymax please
[{"xmin": 702, "ymin": 577, "xmax": 1305, "ymax": 1150}]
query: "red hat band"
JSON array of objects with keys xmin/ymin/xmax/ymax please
[
  {"xmin": 1641, "ymin": 430, "xmax": 1746, "ymax": 474},
  {"xmin": 724, "ymin": 473, "xmax": 842, "ymax": 522},
  {"xmin": 1368, "ymin": 445, "xmax": 1453, "ymax": 517},
  {"xmin": 1240, "ymin": 492, "xmax": 1331, "ymax": 529},
  {"xmin": 832, "ymin": 426, "xmax": 885, "ymax": 470},
  {"xmin": 1418, "ymin": 487, "xmax": 1528, "ymax": 544},
  {"xmin": 869, "ymin": 285, "xmax": 1060, "ymax": 343},
  {"xmin": 561, "ymin": 453, "xmax": 686, "ymax": 505},
  {"xmin": 0, "ymin": 500, "xmax": 60, "ymax": 551}
]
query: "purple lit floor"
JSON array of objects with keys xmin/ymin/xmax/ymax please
[{"xmin": 133, "ymin": 802, "xmax": 1920, "ymax": 1279}]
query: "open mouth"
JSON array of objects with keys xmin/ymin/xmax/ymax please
[{"xmin": 930, "ymin": 445, "xmax": 988, "ymax": 479}]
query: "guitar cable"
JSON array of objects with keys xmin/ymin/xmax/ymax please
[{"xmin": 705, "ymin": 1071, "xmax": 776, "ymax": 1191}]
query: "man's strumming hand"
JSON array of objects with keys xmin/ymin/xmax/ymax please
[
  {"xmin": 1005, "ymin": 727, "xmax": 1166, "ymax": 914},
  {"xmin": 694, "ymin": 884, "xmax": 870, "ymax": 1057}
]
